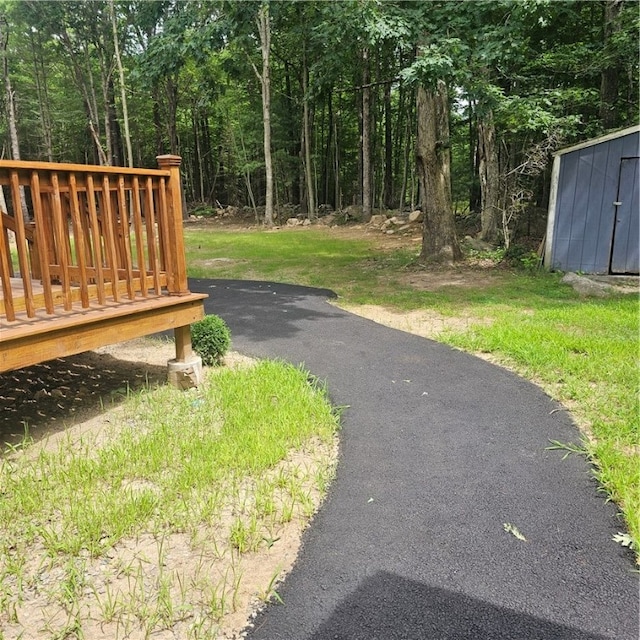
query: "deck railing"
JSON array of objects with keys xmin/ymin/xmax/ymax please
[{"xmin": 0, "ymin": 155, "xmax": 189, "ymax": 324}]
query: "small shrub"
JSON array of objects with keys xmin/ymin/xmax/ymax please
[
  {"xmin": 501, "ymin": 244, "xmax": 541, "ymax": 270},
  {"xmin": 188, "ymin": 203, "xmax": 218, "ymax": 218},
  {"xmin": 192, "ymin": 315, "xmax": 231, "ymax": 366}
]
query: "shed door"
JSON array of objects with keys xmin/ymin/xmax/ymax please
[{"xmin": 611, "ymin": 157, "xmax": 639, "ymax": 274}]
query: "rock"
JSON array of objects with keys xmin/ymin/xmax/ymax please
[
  {"xmin": 408, "ymin": 210, "xmax": 423, "ymax": 223},
  {"xmin": 370, "ymin": 214, "xmax": 387, "ymax": 227},
  {"xmin": 464, "ymin": 235, "xmax": 494, "ymax": 252},
  {"xmin": 303, "ymin": 219, "xmax": 311, "ymax": 226},
  {"xmin": 561, "ymin": 272, "xmax": 617, "ymax": 297},
  {"xmin": 286, "ymin": 217, "xmax": 301, "ymax": 226},
  {"xmin": 343, "ymin": 205, "xmax": 364, "ymax": 220}
]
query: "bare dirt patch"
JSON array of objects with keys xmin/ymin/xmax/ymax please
[{"xmin": 338, "ymin": 303, "xmax": 491, "ymax": 340}]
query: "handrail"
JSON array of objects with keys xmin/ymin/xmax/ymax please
[
  {"xmin": 0, "ymin": 159, "xmax": 170, "ymax": 177},
  {"xmin": 0, "ymin": 155, "xmax": 189, "ymax": 325}
]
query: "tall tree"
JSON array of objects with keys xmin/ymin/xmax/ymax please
[
  {"xmin": 255, "ymin": 2, "xmax": 274, "ymax": 226},
  {"xmin": 0, "ymin": 14, "xmax": 28, "ymax": 220},
  {"xmin": 109, "ymin": 0, "xmax": 132, "ymax": 166},
  {"xmin": 416, "ymin": 80, "xmax": 461, "ymax": 262}
]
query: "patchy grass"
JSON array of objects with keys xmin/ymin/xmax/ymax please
[
  {"xmin": 0, "ymin": 360, "xmax": 339, "ymax": 638},
  {"xmin": 184, "ymin": 226, "xmax": 639, "ymax": 557}
]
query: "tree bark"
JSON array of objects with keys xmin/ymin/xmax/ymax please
[
  {"xmin": 302, "ymin": 47, "xmax": 315, "ymax": 219},
  {"xmin": 383, "ymin": 80, "xmax": 393, "ymax": 209},
  {"xmin": 166, "ymin": 76, "xmax": 179, "ymax": 155},
  {"xmin": 416, "ymin": 81, "xmax": 462, "ymax": 262},
  {"xmin": 29, "ymin": 28, "xmax": 53, "ymax": 161},
  {"xmin": 0, "ymin": 16, "xmax": 28, "ymax": 221},
  {"xmin": 361, "ymin": 46, "xmax": 372, "ymax": 221},
  {"xmin": 477, "ymin": 109, "xmax": 500, "ymax": 243},
  {"xmin": 600, "ymin": 0, "xmax": 623, "ymax": 129},
  {"xmin": 256, "ymin": 3, "xmax": 274, "ymax": 226},
  {"xmin": 109, "ymin": 0, "xmax": 133, "ymax": 167}
]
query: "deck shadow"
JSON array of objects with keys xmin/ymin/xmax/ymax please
[
  {"xmin": 307, "ymin": 571, "xmax": 608, "ymax": 640},
  {"xmin": 0, "ymin": 350, "xmax": 167, "ymax": 450}
]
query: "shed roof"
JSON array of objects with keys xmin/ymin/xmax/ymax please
[{"xmin": 554, "ymin": 124, "xmax": 640, "ymax": 157}]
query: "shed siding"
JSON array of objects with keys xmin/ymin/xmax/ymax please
[{"xmin": 551, "ymin": 129, "xmax": 639, "ymax": 274}]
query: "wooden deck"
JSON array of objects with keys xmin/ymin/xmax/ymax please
[{"xmin": 0, "ymin": 156, "xmax": 206, "ymax": 376}]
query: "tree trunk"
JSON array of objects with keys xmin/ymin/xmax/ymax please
[
  {"xmin": 109, "ymin": 0, "xmax": 133, "ymax": 167},
  {"xmin": 600, "ymin": 0, "xmax": 623, "ymax": 129},
  {"xmin": 302, "ymin": 47, "xmax": 315, "ymax": 219},
  {"xmin": 152, "ymin": 83, "xmax": 164, "ymax": 155},
  {"xmin": 361, "ymin": 46, "xmax": 372, "ymax": 221},
  {"xmin": 29, "ymin": 28, "xmax": 53, "ymax": 161},
  {"xmin": 0, "ymin": 16, "xmax": 28, "ymax": 221},
  {"xmin": 477, "ymin": 109, "xmax": 500, "ymax": 243},
  {"xmin": 256, "ymin": 3, "xmax": 274, "ymax": 226},
  {"xmin": 416, "ymin": 82, "xmax": 462, "ymax": 262},
  {"xmin": 334, "ymin": 100, "xmax": 341, "ymax": 210},
  {"xmin": 166, "ymin": 76, "xmax": 179, "ymax": 155},
  {"xmin": 383, "ymin": 80, "xmax": 393, "ymax": 209}
]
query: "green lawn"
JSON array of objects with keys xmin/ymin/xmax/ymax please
[{"xmin": 185, "ymin": 226, "xmax": 639, "ymax": 557}]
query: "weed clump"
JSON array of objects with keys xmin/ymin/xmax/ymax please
[{"xmin": 192, "ymin": 314, "xmax": 231, "ymax": 366}]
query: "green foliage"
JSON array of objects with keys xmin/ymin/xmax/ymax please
[
  {"xmin": 191, "ymin": 315, "xmax": 231, "ymax": 366},
  {"xmin": 501, "ymin": 245, "xmax": 541, "ymax": 270},
  {"xmin": 189, "ymin": 203, "xmax": 218, "ymax": 218},
  {"xmin": 1, "ymin": 0, "xmax": 638, "ymax": 238}
]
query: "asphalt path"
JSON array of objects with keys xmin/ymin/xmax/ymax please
[{"xmin": 192, "ymin": 278, "xmax": 638, "ymax": 640}]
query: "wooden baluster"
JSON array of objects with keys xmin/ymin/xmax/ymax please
[
  {"xmin": 30, "ymin": 171, "xmax": 55, "ymax": 314},
  {"xmin": 69, "ymin": 173, "xmax": 90, "ymax": 308},
  {"xmin": 131, "ymin": 176, "xmax": 148, "ymax": 297},
  {"xmin": 50, "ymin": 172, "xmax": 73, "ymax": 311},
  {"xmin": 26, "ymin": 222, "xmax": 40, "ymax": 279},
  {"xmin": 144, "ymin": 177, "xmax": 162, "ymax": 295},
  {"xmin": 10, "ymin": 171, "xmax": 35, "ymax": 317},
  {"xmin": 39, "ymin": 192, "xmax": 55, "ymax": 278},
  {"xmin": 86, "ymin": 175, "xmax": 106, "ymax": 305},
  {"xmin": 0, "ymin": 203, "xmax": 15, "ymax": 321},
  {"xmin": 101, "ymin": 175, "xmax": 120, "ymax": 302},
  {"xmin": 156, "ymin": 176, "xmax": 173, "ymax": 290},
  {"xmin": 79, "ymin": 191, "xmax": 94, "ymax": 270},
  {"xmin": 116, "ymin": 175, "xmax": 135, "ymax": 300}
]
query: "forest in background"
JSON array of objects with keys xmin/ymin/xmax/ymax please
[{"xmin": 0, "ymin": 0, "xmax": 638, "ymax": 256}]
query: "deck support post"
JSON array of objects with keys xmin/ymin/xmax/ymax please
[{"xmin": 167, "ymin": 324, "xmax": 203, "ymax": 389}]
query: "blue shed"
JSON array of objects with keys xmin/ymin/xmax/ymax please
[{"xmin": 544, "ymin": 125, "xmax": 639, "ymax": 274}]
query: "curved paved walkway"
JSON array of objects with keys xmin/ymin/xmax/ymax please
[{"xmin": 192, "ymin": 279, "xmax": 638, "ymax": 640}]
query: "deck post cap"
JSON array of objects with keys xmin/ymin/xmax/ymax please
[{"xmin": 156, "ymin": 155, "xmax": 182, "ymax": 168}]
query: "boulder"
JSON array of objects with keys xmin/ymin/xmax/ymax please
[
  {"xmin": 286, "ymin": 217, "xmax": 301, "ymax": 226},
  {"xmin": 561, "ymin": 272, "xmax": 617, "ymax": 297},
  {"xmin": 370, "ymin": 214, "xmax": 387, "ymax": 227},
  {"xmin": 408, "ymin": 210, "xmax": 423, "ymax": 223}
]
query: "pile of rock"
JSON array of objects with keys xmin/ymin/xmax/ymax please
[{"xmin": 369, "ymin": 210, "xmax": 423, "ymax": 234}]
